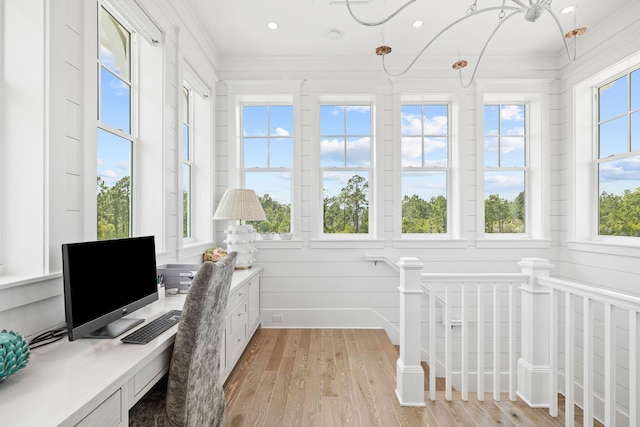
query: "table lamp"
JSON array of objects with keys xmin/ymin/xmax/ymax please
[{"xmin": 213, "ymin": 188, "xmax": 267, "ymax": 269}]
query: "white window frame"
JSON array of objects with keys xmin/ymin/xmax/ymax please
[
  {"xmin": 179, "ymin": 62, "xmax": 213, "ymax": 253},
  {"xmin": 90, "ymin": 0, "xmax": 164, "ymax": 247},
  {"xmin": 238, "ymin": 102, "xmax": 300, "ymax": 239},
  {"xmin": 398, "ymin": 97, "xmax": 454, "ymax": 239},
  {"xmin": 317, "ymin": 98, "xmax": 375, "ymax": 240},
  {"xmin": 477, "ymin": 92, "xmax": 549, "ymax": 248},
  {"xmin": 571, "ymin": 52, "xmax": 640, "ymax": 255},
  {"xmin": 96, "ymin": 2, "xmax": 136, "ymax": 239},
  {"xmin": 182, "ymin": 84, "xmax": 194, "ymax": 240}
]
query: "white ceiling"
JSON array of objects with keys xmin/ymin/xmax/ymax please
[{"xmin": 183, "ymin": 0, "xmax": 634, "ymax": 68}]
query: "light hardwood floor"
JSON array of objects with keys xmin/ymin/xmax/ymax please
[{"xmin": 222, "ymin": 328, "xmax": 602, "ymax": 426}]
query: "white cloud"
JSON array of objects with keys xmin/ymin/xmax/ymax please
[
  {"xmin": 500, "ymin": 105, "xmax": 524, "ymax": 121},
  {"xmin": 274, "ymin": 127, "xmax": 290, "ymax": 136}
]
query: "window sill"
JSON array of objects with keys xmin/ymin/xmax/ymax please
[
  {"xmin": 0, "ymin": 273, "xmax": 61, "ymax": 291},
  {"xmin": 567, "ymin": 240, "xmax": 640, "ymax": 257}
]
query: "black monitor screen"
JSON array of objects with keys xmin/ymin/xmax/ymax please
[{"xmin": 62, "ymin": 236, "xmax": 159, "ymax": 340}]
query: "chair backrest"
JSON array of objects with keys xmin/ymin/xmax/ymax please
[{"xmin": 164, "ymin": 251, "xmax": 237, "ymax": 427}]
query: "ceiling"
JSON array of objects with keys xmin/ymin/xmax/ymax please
[{"xmin": 183, "ymin": 0, "xmax": 633, "ymax": 69}]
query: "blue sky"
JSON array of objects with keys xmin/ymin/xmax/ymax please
[
  {"xmin": 320, "ymin": 105, "xmax": 371, "ymax": 199},
  {"xmin": 598, "ymin": 72, "xmax": 640, "ymax": 195},
  {"xmin": 97, "ymin": 37, "xmax": 131, "ymax": 187}
]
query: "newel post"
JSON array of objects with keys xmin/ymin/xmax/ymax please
[
  {"xmin": 517, "ymin": 257, "xmax": 554, "ymax": 407},
  {"xmin": 396, "ymin": 257, "xmax": 426, "ymax": 406}
]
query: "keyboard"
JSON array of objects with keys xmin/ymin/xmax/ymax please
[{"xmin": 121, "ymin": 310, "xmax": 182, "ymax": 344}]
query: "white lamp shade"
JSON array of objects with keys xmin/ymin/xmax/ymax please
[{"xmin": 213, "ymin": 188, "xmax": 267, "ymax": 222}]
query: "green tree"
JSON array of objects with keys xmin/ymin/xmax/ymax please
[
  {"xmin": 249, "ymin": 194, "xmax": 291, "ymax": 233},
  {"xmin": 183, "ymin": 190, "xmax": 190, "ymax": 238},
  {"xmin": 600, "ymin": 188, "xmax": 640, "ymax": 237},
  {"xmin": 402, "ymin": 194, "xmax": 447, "ymax": 233},
  {"xmin": 323, "ymin": 175, "xmax": 369, "ymax": 234},
  {"xmin": 97, "ymin": 175, "xmax": 130, "ymax": 240},
  {"xmin": 484, "ymin": 192, "xmax": 525, "ymax": 233}
]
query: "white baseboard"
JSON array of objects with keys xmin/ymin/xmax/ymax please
[{"xmin": 261, "ymin": 307, "xmax": 399, "ymax": 344}]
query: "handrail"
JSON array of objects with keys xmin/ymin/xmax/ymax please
[
  {"xmin": 364, "ymin": 254, "xmax": 400, "ymax": 272},
  {"xmin": 421, "ymin": 272, "xmax": 528, "ymax": 283},
  {"xmin": 539, "ymin": 276, "xmax": 640, "ymax": 312}
]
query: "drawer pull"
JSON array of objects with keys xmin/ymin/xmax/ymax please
[
  {"xmin": 237, "ymin": 293, "xmax": 242, "ymax": 297},
  {"xmin": 237, "ymin": 338, "xmax": 242, "ymax": 343},
  {"xmin": 237, "ymin": 313, "xmax": 242, "ymax": 317}
]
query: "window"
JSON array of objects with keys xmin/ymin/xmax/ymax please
[
  {"xmin": 400, "ymin": 103, "xmax": 449, "ymax": 234},
  {"xmin": 596, "ymin": 68, "xmax": 640, "ymax": 237},
  {"xmin": 242, "ymin": 104, "xmax": 293, "ymax": 235},
  {"xmin": 320, "ymin": 103, "xmax": 372, "ymax": 235},
  {"xmin": 483, "ymin": 104, "xmax": 527, "ymax": 234},
  {"xmin": 97, "ymin": 5, "xmax": 133, "ymax": 240},
  {"xmin": 179, "ymin": 64, "xmax": 213, "ymax": 249},
  {"xmin": 182, "ymin": 86, "xmax": 193, "ymax": 238}
]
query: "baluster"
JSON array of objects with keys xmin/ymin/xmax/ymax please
[
  {"xmin": 583, "ymin": 297, "xmax": 593, "ymax": 426},
  {"xmin": 429, "ymin": 283, "xmax": 436, "ymax": 400},
  {"xmin": 549, "ymin": 287, "xmax": 558, "ymax": 417},
  {"xmin": 604, "ymin": 303, "xmax": 616, "ymax": 426},
  {"xmin": 493, "ymin": 282, "xmax": 501, "ymax": 401},
  {"xmin": 445, "ymin": 283, "xmax": 452, "ymax": 401},
  {"xmin": 565, "ymin": 292, "xmax": 574, "ymax": 427},
  {"xmin": 509, "ymin": 281, "xmax": 516, "ymax": 401},
  {"xmin": 478, "ymin": 282, "xmax": 485, "ymax": 401},
  {"xmin": 461, "ymin": 282, "xmax": 468, "ymax": 401}
]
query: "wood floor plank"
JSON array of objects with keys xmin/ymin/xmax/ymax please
[
  {"xmin": 425, "ymin": 400, "xmax": 462, "ymax": 426},
  {"xmin": 331, "ymin": 330, "xmax": 362, "ymax": 426},
  {"xmin": 304, "ymin": 329, "xmax": 324, "ymax": 415},
  {"xmin": 320, "ymin": 329, "xmax": 337, "ymax": 398},
  {"xmin": 342, "ymin": 329, "xmax": 383, "ymax": 426},
  {"xmin": 282, "ymin": 329, "xmax": 311, "ymax": 426},
  {"xmin": 474, "ymin": 399, "xmax": 517, "ymax": 426},
  {"xmin": 262, "ymin": 354, "xmax": 295, "ymax": 427},
  {"xmin": 493, "ymin": 399, "xmax": 540, "ymax": 427},
  {"xmin": 265, "ymin": 328, "xmax": 288, "ymax": 371},
  {"xmin": 282, "ymin": 328, "xmax": 300, "ymax": 358}
]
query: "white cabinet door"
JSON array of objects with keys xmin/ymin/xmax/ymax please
[{"xmin": 248, "ymin": 275, "xmax": 260, "ymax": 331}]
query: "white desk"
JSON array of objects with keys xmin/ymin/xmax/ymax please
[{"xmin": 0, "ymin": 267, "xmax": 262, "ymax": 427}]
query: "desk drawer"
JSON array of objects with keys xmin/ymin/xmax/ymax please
[
  {"xmin": 76, "ymin": 389, "xmax": 121, "ymax": 427},
  {"xmin": 229, "ymin": 301, "xmax": 247, "ymax": 332},
  {"xmin": 228, "ymin": 282, "xmax": 248, "ymax": 311},
  {"xmin": 133, "ymin": 346, "xmax": 172, "ymax": 398},
  {"xmin": 227, "ymin": 319, "xmax": 247, "ymax": 362}
]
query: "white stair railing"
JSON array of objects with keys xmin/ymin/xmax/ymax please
[
  {"xmin": 421, "ymin": 272, "xmax": 528, "ymax": 401},
  {"xmin": 540, "ymin": 276, "xmax": 640, "ymax": 427},
  {"xmin": 367, "ymin": 254, "xmax": 640, "ymax": 425}
]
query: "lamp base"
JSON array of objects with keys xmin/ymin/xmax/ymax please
[{"xmin": 223, "ymin": 224, "xmax": 257, "ymax": 269}]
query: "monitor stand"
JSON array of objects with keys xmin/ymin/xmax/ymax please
[{"xmin": 85, "ymin": 318, "xmax": 144, "ymax": 339}]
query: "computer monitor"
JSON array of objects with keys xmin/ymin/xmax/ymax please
[{"xmin": 62, "ymin": 236, "xmax": 159, "ymax": 340}]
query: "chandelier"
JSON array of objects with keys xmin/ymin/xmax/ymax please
[{"xmin": 344, "ymin": 0, "xmax": 587, "ymax": 87}]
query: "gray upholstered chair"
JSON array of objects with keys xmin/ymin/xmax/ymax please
[{"xmin": 129, "ymin": 251, "xmax": 237, "ymax": 427}]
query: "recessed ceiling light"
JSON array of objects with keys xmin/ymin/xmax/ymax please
[
  {"xmin": 266, "ymin": 21, "xmax": 279, "ymax": 30},
  {"xmin": 412, "ymin": 20, "xmax": 424, "ymax": 29},
  {"xmin": 560, "ymin": 5, "xmax": 576, "ymax": 15}
]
